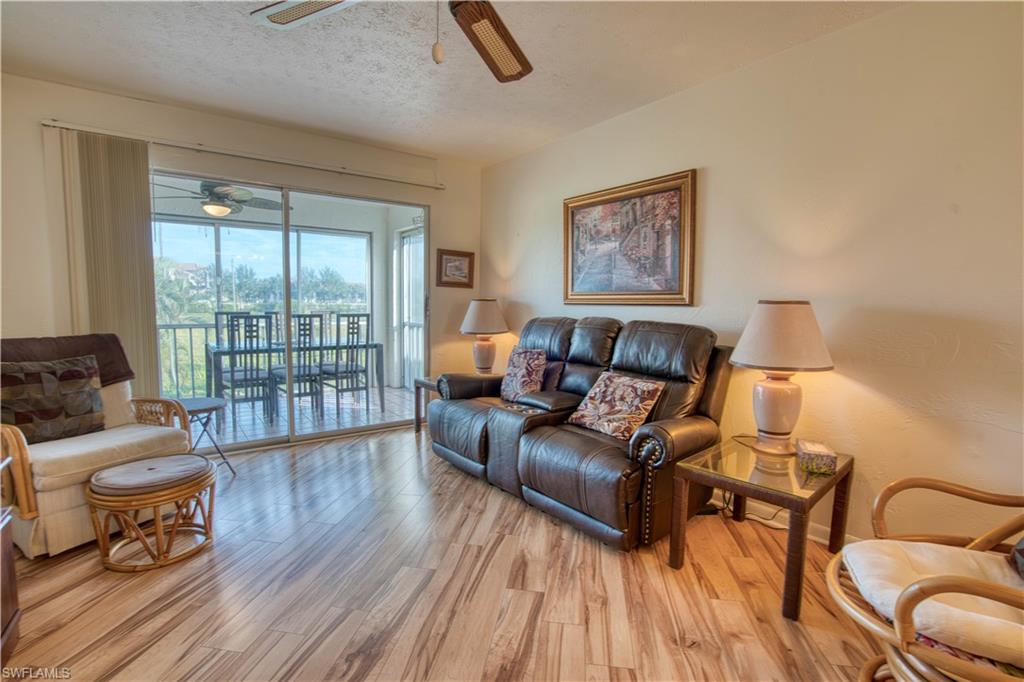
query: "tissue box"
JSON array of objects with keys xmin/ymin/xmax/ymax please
[{"xmin": 796, "ymin": 439, "xmax": 837, "ymax": 475}]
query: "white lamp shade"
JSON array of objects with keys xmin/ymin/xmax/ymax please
[
  {"xmin": 460, "ymin": 298, "xmax": 509, "ymax": 335},
  {"xmin": 731, "ymin": 300, "xmax": 833, "ymax": 372}
]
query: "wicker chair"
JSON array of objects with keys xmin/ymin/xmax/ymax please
[{"xmin": 826, "ymin": 477, "xmax": 1024, "ymax": 682}]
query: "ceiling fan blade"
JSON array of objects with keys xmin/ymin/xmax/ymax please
[
  {"xmin": 224, "ymin": 187, "xmax": 254, "ymax": 202},
  {"xmin": 158, "ymin": 195, "xmax": 205, "ymax": 199},
  {"xmin": 244, "ymin": 197, "xmax": 284, "ymax": 210},
  {"xmin": 152, "ymin": 182, "xmax": 204, "ymax": 197},
  {"xmin": 449, "ymin": 1, "xmax": 532, "ymax": 83},
  {"xmin": 199, "ymin": 180, "xmax": 253, "ymax": 202}
]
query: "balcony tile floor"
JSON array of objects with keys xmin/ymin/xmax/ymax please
[{"xmin": 195, "ymin": 386, "xmax": 418, "ymax": 448}]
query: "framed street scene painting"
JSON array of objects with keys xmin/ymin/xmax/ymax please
[
  {"xmin": 563, "ymin": 170, "xmax": 695, "ymax": 305},
  {"xmin": 436, "ymin": 249, "xmax": 475, "ymax": 288}
]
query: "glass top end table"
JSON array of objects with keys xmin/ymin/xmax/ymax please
[{"xmin": 670, "ymin": 436, "xmax": 854, "ymax": 620}]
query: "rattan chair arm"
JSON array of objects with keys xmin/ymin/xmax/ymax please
[
  {"xmin": 0, "ymin": 424, "xmax": 39, "ymax": 519},
  {"xmin": 873, "ymin": 477, "xmax": 1024, "ymax": 540},
  {"xmin": 131, "ymin": 398, "xmax": 192, "ymax": 448},
  {"xmin": 893, "ymin": 575, "xmax": 1024, "ymax": 653}
]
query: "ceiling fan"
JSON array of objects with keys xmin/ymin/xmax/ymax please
[
  {"xmin": 251, "ymin": 0, "xmax": 533, "ymax": 83},
  {"xmin": 153, "ymin": 181, "xmax": 284, "ymax": 218}
]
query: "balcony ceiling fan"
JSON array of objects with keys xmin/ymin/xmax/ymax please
[
  {"xmin": 250, "ymin": 0, "xmax": 533, "ymax": 83},
  {"xmin": 153, "ymin": 181, "xmax": 284, "ymax": 218}
]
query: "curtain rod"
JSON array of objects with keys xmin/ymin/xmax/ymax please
[{"xmin": 41, "ymin": 119, "xmax": 447, "ymax": 191}]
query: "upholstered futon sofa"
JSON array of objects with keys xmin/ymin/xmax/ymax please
[
  {"xmin": 1, "ymin": 334, "xmax": 191, "ymax": 558},
  {"xmin": 427, "ymin": 316, "xmax": 732, "ymax": 549}
]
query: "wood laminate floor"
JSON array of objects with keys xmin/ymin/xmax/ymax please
[{"xmin": 9, "ymin": 429, "xmax": 877, "ymax": 681}]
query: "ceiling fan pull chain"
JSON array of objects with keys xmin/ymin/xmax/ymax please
[{"xmin": 432, "ymin": 0, "xmax": 445, "ymax": 64}]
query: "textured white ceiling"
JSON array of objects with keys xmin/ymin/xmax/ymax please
[{"xmin": 2, "ymin": 1, "xmax": 892, "ymax": 163}]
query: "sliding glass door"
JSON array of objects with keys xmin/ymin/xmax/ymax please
[
  {"xmin": 150, "ymin": 172, "xmax": 427, "ymax": 449},
  {"xmin": 151, "ymin": 174, "xmax": 286, "ymax": 447}
]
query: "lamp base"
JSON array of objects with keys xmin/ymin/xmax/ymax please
[
  {"xmin": 472, "ymin": 335, "xmax": 496, "ymax": 374},
  {"xmin": 751, "ymin": 371, "xmax": 801, "ymax": 455},
  {"xmin": 751, "ymin": 433, "xmax": 797, "ymax": 456}
]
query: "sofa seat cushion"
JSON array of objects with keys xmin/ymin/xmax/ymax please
[
  {"xmin": 427, "ymin": 397, "xmax": 505, "ymax": 465},
  {"xmin": 519, "ymin": 424, "xmax": 642, "ymax": 530},
  {"xmin": 844, "ymin": 539, "xmax": 1024, "ymax": 667},
  {"xmin": 30, "ymin": 423, "xmax": 190, "ymax": 492}
]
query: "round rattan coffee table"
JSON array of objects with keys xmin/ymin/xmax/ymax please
[{"xmin": 86, "ymin": 454, "xmax": 216, "ymax": 572}]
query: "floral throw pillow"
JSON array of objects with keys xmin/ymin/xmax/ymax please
[
  {"xmin": 568, "ymin": 372, "xmax": 665, "ymax": 441},
  {"xmin": 500, "ymin": 347, "xmax": 547, "ymax": 402}
]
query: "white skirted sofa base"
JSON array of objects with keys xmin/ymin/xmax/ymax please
[{"xmin": 2, "ymin": 381, "xmax": 191, "ymax": 559}]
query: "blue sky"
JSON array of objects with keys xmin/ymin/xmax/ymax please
[{"xmin": 152, "ymin": 222, "xmax": 368, "ymax": 284}]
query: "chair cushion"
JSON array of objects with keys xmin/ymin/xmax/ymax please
[
  {"xmin": 223, "ymin": 369, "xmax": 272, "ymax": 383},
  {"xmin": 271, "ymin": 365, "xmax": 322, "ymax": 379},
  {"xmin": 90, "ymin": 454, "xmax": 212, "ymax": 496},
  {"xmin": 500, "ymin": 347, "xmax": 546, "ymax": 402},
  {"xmin": 99, "ymin": 380, "xmax": 134, "ymax": 429},
  {"xmin": 320, "ymin": 362, "xmax": 367, "ymax": 375},
  {"xmin": 567, "ymin": 371, "xmax": 665, "ymax": 441},
  {"xmin": 1, "ymin": 355, "xmax": 105, "ymax": 444},
  {"xmin": 1010, "ymin": 537, "xmax": 1024, "ymax": 580},
  {"xmin": 427, "ymin": 397, "xmax": 505, "ymax": 465},
  {"xmin": 518, "ymin": 424, "xmax": 642, "ymax": 530},
  {"xmin": 30, "ymin": 423, "xmax": 190, "ymax": 492},
  {"xmin": 844, "ymin": 539, "xmax": 1024, "ymax": 667}
]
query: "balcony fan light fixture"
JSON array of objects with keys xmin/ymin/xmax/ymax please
[{"xmin": 201, "ymin": 200, "xmax": 233, "ymax": 218}]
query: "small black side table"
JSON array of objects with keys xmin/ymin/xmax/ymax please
[
  {"xmin": 179, "ymin": 397, "xmax": 236, "ymax": 475},
  {"xmin": 413, "ymin": 377, "xmax": 438, "ymax": 433},
  {"xmin": 670, "ymin": 435, "xmax": 852, "ymax": 620}
]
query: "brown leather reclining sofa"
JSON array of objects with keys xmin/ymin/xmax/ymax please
[{"xmin": 427, "ymin": 316, "xmax": 732, "ymax": 550}]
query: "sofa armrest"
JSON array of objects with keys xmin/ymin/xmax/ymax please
[
  {"xmin": 436, "ymin": 373, "xmax": 503, "ymax": 400},
  {"xmin": 131, "ymin": 398, "xmax": 192, "ymax": 448},
  {"xmin": 515, "ymin": 390, "xmax": 582, "ymax": 412},
  {"xmin": 1, "ymin": 424, "xmax": 38, "ymax": 519},
  {"xmin": 629, "ymin": 415, "xmax": 720, "ymax": 470}
]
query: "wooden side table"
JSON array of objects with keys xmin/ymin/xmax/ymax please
[
  {"xmin": 414, "ymin": 377, "xmax": 438, "ymax": 433},
  {"xmin": 670, "ymin": 436, "xmax": 853, "ymax": 620}
]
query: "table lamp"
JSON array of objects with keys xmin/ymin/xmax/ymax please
[
  {"xmin": 730, "ymin": 300, "xmax": 833, "ymax": 454},
  {"xmin": 460, "ymin": 298, "xmax": 509, "ymax": 374}
]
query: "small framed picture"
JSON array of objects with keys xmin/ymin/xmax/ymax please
[{"xmin": 436, "ymin": 249, "xmax": 475, "ymax": 288}]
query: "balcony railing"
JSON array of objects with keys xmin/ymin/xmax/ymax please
[
  {"xmin": 157, "ymin": 320, "xmax": 424, "ymax": 399},
  {"xmin": 157, "ymin": 323, "xmax": 216, "ymax": 399}
]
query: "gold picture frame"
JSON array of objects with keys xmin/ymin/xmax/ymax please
[{"xmin": 563, "ymin": 169, "xmax": 695, "ymax": 305}]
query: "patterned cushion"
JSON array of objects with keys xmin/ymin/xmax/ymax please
[
  {"xmin": 1010, "ymin": 537, "xmax": 1024, "ymax": 580},
  {"xmin": 500, "ymin": 347, "xmax": 547, "ymax": 402},
  {"xmin": 1, "ymin": 355, "xmax": 105, "ymax": 444},
  {"xmin": 567, "ymin": 371, "xmax": 665, "ymax": 441}
]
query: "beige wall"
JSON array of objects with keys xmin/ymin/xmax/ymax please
[
  {"xmin": 1, "ymin": 74, "xmax": 482, "ymax": 375},
  {"xmin": 480, "ymin": 4, "xmax": 1023, "ymax": 540}
]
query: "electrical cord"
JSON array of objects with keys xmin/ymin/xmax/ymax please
[{"xmin": 704, "ymin": 439, "xmax": 789, "ymax": 526}]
